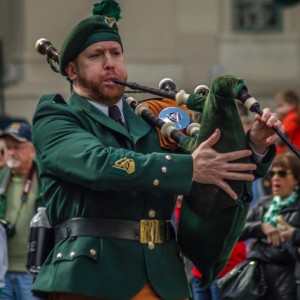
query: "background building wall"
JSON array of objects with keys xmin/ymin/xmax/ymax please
[{"xmin": 0, "ymin": 0, "xmax": 299, "ymax": 124}]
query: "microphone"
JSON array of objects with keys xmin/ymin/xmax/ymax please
[
  {"xmin": 159, "ymin": 78, "xmax": 177, "ymax": 93},
  {"xmin": 35, "ymin": 38, "xmax": 60, "ymax": 63}
]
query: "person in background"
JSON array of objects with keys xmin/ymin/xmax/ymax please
[
  {"xmin": 0, "ymin": 138, "xmax": 8, "ymax": 295},
  {"xmin": 0, "ymin": 138, "xmax": 9, "ymax": 181},
  {"xmin": 31, "ymin": 1, "xmax": 280, "ymax": 299},
  {"xmin": 239, "ymin": 152, "xmax": 300, "ymax": 300},
  {"xmin": 276, "ymin": 166, "xmax": 300, "ymax": 299},
  {"xmin": 0, "ymin": 122, "xmax": 43, "ymax": 300},
  {"xmin": 0, "ymin": 223, "xmax": 8, "ymax": 296},
  {"xmin": 0, "ymin": 138, "xmax": 7, "ymax": 168},
  {"xmin": 275, "ymin": 90, "xmax": 300, "ymax": 155},
  {"xmin": 278, "ymin": 214, "xmax": 300, "ymax": 299}
]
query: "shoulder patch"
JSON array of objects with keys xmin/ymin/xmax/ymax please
[{"xmin": 109, "ymin": 155, "xmax": 135, "ymax": 176}]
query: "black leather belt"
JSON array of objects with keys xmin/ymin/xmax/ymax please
[{"xmin": 54, "ymin": 218, "xmax": 175, "ymax": 244}]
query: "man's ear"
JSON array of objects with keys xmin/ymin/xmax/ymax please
[{"xmin": 65, "ymin": 62, "xmax": 77, "ymax": 81}]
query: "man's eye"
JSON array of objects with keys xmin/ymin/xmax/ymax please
[{"xmin": 91, "ymin": 53, "xmax": 102, "ymax": 58}]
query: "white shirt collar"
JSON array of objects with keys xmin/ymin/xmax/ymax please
[{"xmin": 88, "ymin": 99, "xmax": 125, "ymax": 122}]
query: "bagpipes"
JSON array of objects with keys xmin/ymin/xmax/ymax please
[{"xmin": 35, "ymin": 38, "xmax": 300, "ymax": 286}]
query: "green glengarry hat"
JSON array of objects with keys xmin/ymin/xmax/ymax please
[{"xmin": 60, "ymin": 0, "xmax": 122, "ymax": 76}]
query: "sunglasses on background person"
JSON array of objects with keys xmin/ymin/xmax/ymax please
[{"xmin": 268, "ymin": 169, "xmax": 292, "ymax": 179}]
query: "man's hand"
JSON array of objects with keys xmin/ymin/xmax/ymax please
[
  {"xmin": 192, "ymin": 128, "xmax": 256, "ymax": 200},
  {"xmin": 249, "ymin": 107, "xmax": 282, "ymax": 154},
  {"xmin": 261, "ymin": 222, "xmax": 283, "ymax": 246}
]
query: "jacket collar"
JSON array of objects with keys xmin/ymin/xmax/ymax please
[{"xmin": 68, "ymin": 93, "xmax": 151, "ymax": 143}]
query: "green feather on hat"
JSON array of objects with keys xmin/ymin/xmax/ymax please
[{"xmin": 60, "ymin": 0, "xmax": 122, "ymax": 76}]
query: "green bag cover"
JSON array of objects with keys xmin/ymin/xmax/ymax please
[{"xmin": 177, "ymin": 75, "xmax": 251, "ymax": 287}]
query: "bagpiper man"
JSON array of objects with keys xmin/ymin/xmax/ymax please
[{"xmin": 32, "ymin": 1, "xmax": 280, "ymax": 299}]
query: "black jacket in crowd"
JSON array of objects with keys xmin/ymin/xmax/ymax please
[{"xmin": 239, "ymin": 194, "xmax": 300, "ymax": 300}]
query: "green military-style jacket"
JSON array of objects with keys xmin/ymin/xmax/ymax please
[
  {"xmin": 32, "ymin": 92, "xmax": 193, "ymax": 299},
  {"xmin": 32, "ymin": 91, "xmax": 275, "ymax": 299}
]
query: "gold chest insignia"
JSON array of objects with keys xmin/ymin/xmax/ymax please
[
  {"xmin": 105, "ymin": 16, "xmax": 116, "ymax": 28},
  {"xmin": 113, "ymin": 157, "xmax": 135, "ymax": 174}
]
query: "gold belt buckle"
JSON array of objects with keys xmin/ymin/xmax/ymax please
[{"xmin": 139, "ymin": 220, "xmax": 165, "ymax": 244}]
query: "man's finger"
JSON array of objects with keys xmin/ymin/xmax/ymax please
[
  {"xmin": 200, "ymin": 129, "xmax": 221, "ymax": 149},
  {"xmin": 224, "ymin": 162, "xmax": 257, "ymax": 172},
  {"xmin": 220, "ymin": 149, "xmax": 253, "ymax": 162},
  {"xmin": 223, "ymin": 172, "xmax": 255, "ymax": 181},
  {"xmin": 260, "ymin": 107, "xmax": 272, "ymax": 122},
  {"xmin": 272, "ymin": 235, "xmax": 279, "ymax": 247},
  {"xmin": 217, "ymin": 180, "xmax": 238, "ymax": 200},
  {"xmin": 267, "ymin": 133, "xmax": 280, "ymax": 145}
]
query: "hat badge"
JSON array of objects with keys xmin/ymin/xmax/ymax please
[
  {"xmin": 9, "ymin": 123, "xmax": 21, "ymax": 131},
  {"xmin": 104, "ymin": 16, "xmax": 116, "ymax": 28}
]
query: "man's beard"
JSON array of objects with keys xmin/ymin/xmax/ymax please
[
  {"xmin": 77, "ymin": 75, "xmax": 125, "ymax": 106},
  {"xmin": 7, "ymin": 158, "xmax": 21, "ymax": 169}
]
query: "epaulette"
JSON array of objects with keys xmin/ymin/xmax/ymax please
[{"xmin": 51, "ymin": 94, "xmax": 67, "ymax": 104}]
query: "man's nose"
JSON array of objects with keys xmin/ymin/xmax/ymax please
[
  {"xmin": 7, "ymin": 147, "xmax": 17, "ymax": 155},
  {"xmin": 103, "ymin": 54, "xmax": 115, "ymax": 70}
]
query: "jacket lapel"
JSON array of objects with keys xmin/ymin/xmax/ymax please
[
  {"xmin": 123, "ymin": 100, "xmax": 152, "ymax": 144},
  {"xmin": 68, "ymin": 93, "xmax": 151, "ymax": 144}
]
